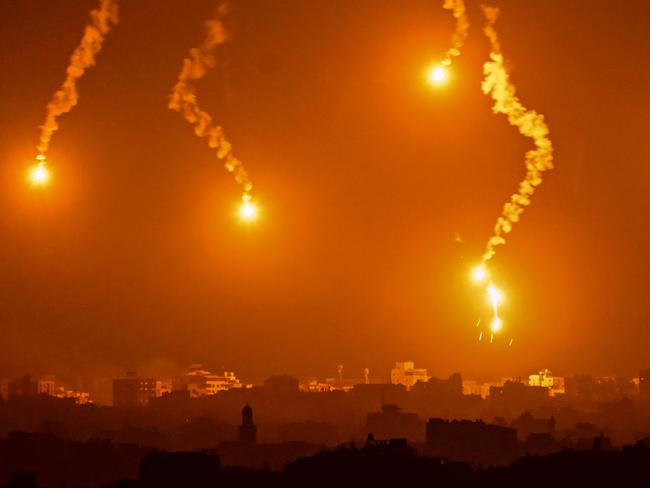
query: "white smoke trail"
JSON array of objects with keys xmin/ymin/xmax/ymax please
[
  {"xmin": 440, "ymin": 0, "xmax": 469, "ymax": 67},
  {"xmin": 36, "ymin": 0, "xmax": 119, "ymax": 165},
  {"xmin": 169, "ymin": 5, "xmax": 252, "ymax": 202},
  {"xmin": 480, "ymin": 5, "xmax": 554, "ymax": 263}
]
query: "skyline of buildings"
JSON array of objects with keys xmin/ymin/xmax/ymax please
[{"xmin": 2, "ymin": 360, "xmax": 649, "ymax": 407}]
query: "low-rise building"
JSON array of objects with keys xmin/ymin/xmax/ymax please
[{"xmin": 390, "ymin": 362, "xmax": 429, "ymax": 390}]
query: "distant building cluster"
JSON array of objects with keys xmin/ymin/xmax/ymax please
[
  {"xmin": 112, "ymin": 365, "xmax": 250, "ymax": 407},
  {"xmin": 0, "ymin": 374, "xmax": 91, "ymax": 404}
]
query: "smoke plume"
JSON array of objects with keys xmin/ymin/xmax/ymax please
[
  {"xmin": 169, "ymin": 5, "xmax": 252, "ymax": 202},
  {"xmin": 36, "ymin": 0, "xmax": 119, "ymax": 162},
  {"xmin": 480, "ymin": 6, "xmax": 554, "ymax": 262},
  {"xmin": 441, "ymin": 0, "xmax": 469, "ymax": 67}
]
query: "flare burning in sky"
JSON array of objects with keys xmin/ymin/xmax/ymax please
[
  {"xmin": 427, "ymin": 0, "xmax": 469, "ymax": 86},
  {"xmin": 471, "ymin": 6, "xmax": 555, "ymax": 342},
  {"xmin": 33, "ymin": 0, "xmax": 119, "ymax": 184},
  {"xmin": 169, "ymin": 5, "xmax": 254, "ymax": 212}
]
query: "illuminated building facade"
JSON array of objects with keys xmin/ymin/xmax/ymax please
[
  {"xmin": 177, "ymin": 365, "xmax": 244, "ymax": 397},
  {"xmin": 390, "ymin": 362, "xmax": 430, "ymax": 390},
  {"xmin": 528, "ymin": 369, "xmax": 565, "ymax": 397}
]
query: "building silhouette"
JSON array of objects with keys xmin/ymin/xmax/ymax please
[
  {"xmin": 366, "ymin": 404, "xmax": 424, "ymax": 442},
  {"xmin": 425, "ymin": 418, "xmax": 519, "ymax": 466},
  {"xmin": 238, "ymin": 404, "xmax": 257, "ymax": 445},
  {"xmin": 113, "ymin": 372, "xmax": 156, "ymax": 408}
]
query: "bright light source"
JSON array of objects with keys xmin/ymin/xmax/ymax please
[
  {"xmin": 29, "ymin": 162, "xmax": 50, "ymax": 186},
  {"xmin": 472, "ymin": 265, "xmax": 487, "ymax": 283},
  {"xmin": 490, "ymin": 316, "xmax": 503, "ymax": 333},
  {"xmin": 239, "ymin": 200, "xmax": 258, "ymax": 222},
  {"xmin": 427, "ymin": 65, "xmax": 449, "ymax": 86},
  {"xmin": 487, "ymin": 283, "xmax": 503, "ymax": 308}
]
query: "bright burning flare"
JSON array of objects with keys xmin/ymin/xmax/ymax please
[
  {"xmin": 490, "ymin": 316, "xmax": 503, "ymax": 333},
  {"xmin": 239, "ymin": 200, "xmax": 258, "ymax": 221},
  {"xmin": 427, "ymin": 65, "xmax": 449, "ymax": 86},
  {"xmin": 487, "ymin": 283, "xmax": 503, "ymax": 309},
  {"xmin": 29, "ymin": 162, "xmax": 50, "ymax": 186},
  {"xmin": 472, "ymin": 265, "xmax": 487, "ymax": 283}
]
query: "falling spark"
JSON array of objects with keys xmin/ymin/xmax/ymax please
[
  {"xmin": 490, "ymin": 333, "xmax": 494, "ymax": 343},
  {"xmin": 478, "ymin": 332, "xmax": 483, "ymax": 342},
  {"xmin": 169, "ymin": 5, "xmax": 254, "ymax": 208},
  {"xmin": 475, "ymin": 319, "xmax": 481, "ymax": 328},
  {"xmin": 508, "ymin": 338, "xmax": 513, "ymax": 347},
  {"xmin": 480, "ymin": 6, "xmax": 554, "ymax": 263},
  {"xmin": 440, "ymin": 0, "xmax": 469, "ymax": 68},
  {"xmin": 34, "ymin": 0, "xmax": 119, "ymax": 180}
]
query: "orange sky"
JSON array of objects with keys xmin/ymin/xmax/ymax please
[{"xmin": 0, "ymin": 0, "xmax": 648, "ymax": 383}]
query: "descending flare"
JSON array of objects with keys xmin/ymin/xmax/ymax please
[
  {"xmin": 29, "ymin": 162, "xmax": 50, "ymax": 186},
  {"xmin": 427, "ymin": 65, "xmax": 449, "ymax": 86},
  {"xmin": 34, "ymin": 0, "xmax": 119, "ymax": 180},
  {"xmin": 472, "ymin": 264, "xmax": 487, "ymax": 283},
  {"xmin": 239, "ymin": 200, "xmax": 258, "ymax": 222},
  {"xmin": 480, "ymin": 6, "xmax": 554, "ymax": 262},
  {"xmin": 440, "ymin": 0, "xmax": 469, "ymax": 68},
  {"xmin": 169, "ymin": 5, "xmax": 254, "ymax": 208}
]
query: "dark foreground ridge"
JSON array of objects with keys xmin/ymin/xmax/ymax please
[{"xmin": 1, "ymin": 434, "xmax": 650, "ymax": 488}]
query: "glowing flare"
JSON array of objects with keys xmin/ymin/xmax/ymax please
[
  {"xmin": 472, "ymin": 265, "xmax": 487, "ymax": 283},
  {"xmin": 29, "ymin": 163, "xmax": 50, "ymax": 185},
  {"xmin": 427, "ymin": 65, "xmax": 449, "ymax": 85},
  {"xmin": 239, "ymin": 201, "xmax": 258, "ymax": 221},
  {"xmin": 487, "ymin": 283, "xmax": 503, "ymax": 309},
  {"xmin": 490, "ymin": 316, "xmax": 503, "ymax": 333}
]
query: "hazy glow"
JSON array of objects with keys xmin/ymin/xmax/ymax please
[
  {"xmin": 29, "ymin": 162, "xmax": 50, "ymax": 185},
  {"xmin": 239, "ymin": 201, "xmax": 258, "ymax": 222},
  {"xmin": 427, "ymin": 65, "xmax": 449, "ymax": 86}
]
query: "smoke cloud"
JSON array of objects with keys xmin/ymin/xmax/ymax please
[
  {"xmin": 169, "ymin": 5, "xmax": 253, "ymax": 202},
  {"xmin": 480, "ymin": 6, "xmax": 554, "ymax": 262},
  {"xmin": 36, "ymin": 0, "xmax": 119, "ymax": 162},
  {"xmin": 441, "ymin": 0, "xmax": 469, "ymax": 67}
]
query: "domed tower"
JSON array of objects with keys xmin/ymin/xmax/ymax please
[{"xmin": 238, "ymin": 404, "xmax": 257, "ymax": 445}]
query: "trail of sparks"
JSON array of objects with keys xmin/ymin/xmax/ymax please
[
  {"xmin": 35, "ymin": 0, "xmax": 119, "ymax": 177},
  {"xmin": 169, "ymin": 5, "xmax": 253, "ymax": 205}
]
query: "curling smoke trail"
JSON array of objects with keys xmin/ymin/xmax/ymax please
[
  {"xmin": 440, "ymin": 0, "xmax": 469, "ymax": 67},
  {"xmin": 480, "ymin": 6, "xmax": 554, "ymax": 263},
  {"xmin": 35, "ymin": 0, "xmax": 119, "ymax": 168},
  {"xmin": 169, "ymin": 5, "xmax": 253, "ymax": 204}
]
